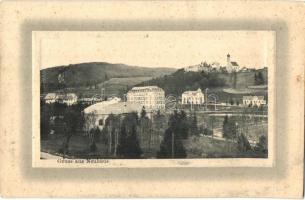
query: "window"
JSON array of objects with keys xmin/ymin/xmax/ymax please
[{"xmin": 99, "ymin": 119, "xmax": 104, "ymax": 126}]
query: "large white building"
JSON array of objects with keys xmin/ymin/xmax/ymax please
[
  {"xmin": 243, "ymin": 96, "xmax": 266, "ymax": 107},
  {"xmin": 127, "ymin": 86, "xmax": 165, "ymax": 110},
  {"xmin": 181, "ymin": 88, "xmax": 205, "ymax": 105}
]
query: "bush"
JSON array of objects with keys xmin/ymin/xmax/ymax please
[{"xmin": 203, "ymin": 128, "xmax": 213, "ymax": 136}]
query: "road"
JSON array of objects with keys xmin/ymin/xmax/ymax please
[{"xmin": 41, "ymin": 152, "xmax": 63, "ymax": 159}]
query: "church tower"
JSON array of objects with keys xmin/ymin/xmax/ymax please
[
  {"xmin": 226, "ymin": 53, "xmax": 232, "ymax": 72},
  {"xmin": 227, "ymin": 53, "xmax": 231, "ymax": 66}
]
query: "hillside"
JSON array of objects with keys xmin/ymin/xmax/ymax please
[
  {"xmin": 217, "ymin": 68, "xmax": 267, "ymax": 88},
  {"xmin": 98, "ymin": 77, "xmax": 153, "ymax": 97},
  {"xmin": 40, "ymin": 62, "xmax": 175, "ymax": 93},
  {"xmin": 136, "ymin": 68, "xmax": 268, "ymax": 100}
]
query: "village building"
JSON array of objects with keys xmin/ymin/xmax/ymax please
[
  {"xmin": 243, "ymin": 96, "xmax": 266, "ymax": 107},
  {"xmin": 61, "ymin": 93, "xmax": 78, "ymax": 106},
  {"xmin": 44, "ymin": 93, "xmax": 58, "ymax": 104},
  {"xmin": 83, "ymin": 99, "xmax": 142, "ymax": 130},
  {"xmin": 78, "ymin": 95, "xmax": 107, "ymax": 104},
  {"xmin": 79, "ymin": 97, "xmax": 99, "ymax": 104},
  {"xmin": 126, "ymin": 86, "xmax": 165, "ymax": 110},
  {"xmin": 181, "ymin": 88, "xmax": 205, "ymax": 105},
  {"xmin": 44, "ymin": 93, "xmax": 78, "ymax": 106}
]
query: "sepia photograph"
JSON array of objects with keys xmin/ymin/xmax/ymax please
[
  {"xmin": 33, "ymin": 31, "xmax": 274, "ymax": 166},
  {"xmin": 1, "ymin": 0, "xmax": 304, "ymax": 197}
]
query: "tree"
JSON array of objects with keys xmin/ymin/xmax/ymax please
[
  {"xmin": 223, "ymin": 115, "xmax": 229, "ymax": 130},
  {"xmin": 40, "ymin": 100, "xmax": 51, "ymax": 139},
  {"xmin": 89, "ymin": 127, "xmax": 101, "ymax": 152},
  {"xmin": 157, "ymin": 111, "xmax": 188, "ymax": 158},
  {"xmin": 237, "ymin": 133, "xmax": 252, "ymax": 152},
  {"xmin": 157, "ymin": 128, "xmax": 187, "ymax": 158},
  {"xmin": 104, "ymin": 73, "xmax": 109, "ymax": 81},
  {"xmin": 140, "ymin": 106, "xmax": 147, "ymax": 118},
  {"xmin": 103, "ymin": 114, "xmax": 121, "ymax": 155},
  {"xmin": 40, "ymin": 82, "xmax": 45, "ymax": 94},
  {"xmin": 222, "ymin": 115, "xmax": 237, "ymax": 139},
  {"xmin": 258, "ymin": 72, "xmax": 264, "ymax": 83},
  {"xmin": 134, "ymin": 68, "xmax": 226, "ymax": 97},
  {"xmin": 139, "ymin": 106, "xmax": 152, "ymax": 149},
  {"xmin": 60, "ymin": 108, "xmax": 80, "ymax": 156},
  {"xmin": 53, "ymin": 102, "xmax": 67, "ymax": 117},
  {"xmin": 152, "ymin": 110, "xmax": 166, "ymax": 145},
  {"xmin": 124, "ymin": 125, "xmax": 142, "ymax": 158},
  {"xmin": 190, "ymin": 112, "xmax": 199, "ymax": 135},
  {"xmin": 232, "ymin": 71, "xmax": 237, "ymax": 88},
  {"xmin": 168, "ymin": 110, "xmax": 189, "ymax": 139},
  {"xmin": 117, "ymin": 112, "xmax": 142, "ymax": 158},
  {"xmin": 255, "ymin": 135, "xmax": 268, "ymax": 155},
  {"xmin": 117, "ymin": 125, "xmax": 127, "ymax": 157},
  {"xmin": 255, "ymin": 71, "xmax": 265, "ymax": 85},
  {"xmin": 84, "ymin": 112, "xmax": 97, "ymax": 134},
  {"xmin": 203, "ymin": 128, "xmax": 213, "ymax": 136}
]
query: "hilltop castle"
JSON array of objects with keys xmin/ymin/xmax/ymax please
[{"xmin": 184, "ymin": 54, "xmax": 240, "ymax": 73}]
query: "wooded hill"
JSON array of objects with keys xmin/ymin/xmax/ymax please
[{"xmin": 40, "ymin": 62, "xmax": 175, "ymax": 93}]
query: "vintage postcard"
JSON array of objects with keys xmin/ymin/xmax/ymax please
[
  {"xmin": 33, "ymin": 31, "xmax": 275, "ymax": 168},
  {"xmin": 1, "ymin": 0, "xmax": 304, "ymax": 198}
]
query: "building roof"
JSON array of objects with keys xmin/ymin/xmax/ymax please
[
  {"xmin": 84, "ymin": 98, "xmax": 121, "ymax": 114},
  {"xmin": 230, "ymin": 61, "xmax": 239, "ymax": 66},
  {"xmin": 63, "ymin": 93, "xmax": 77, "ymax": 100},
  {"xmin": 247, "ymin": 85, "xmax": 268, "ymax": 89},
  {"xmin": 84, "ymin": 101, "xmax": 142, "ymax": 115},
  {"xmin": 243, "ymin": 96, "xmax": 265, "ymax": 100},
  {"xmin": 128, "ymin": 86, "xmax": 164, "ymax": 92},
  {"xmin": 45, "ymin": 93, "xmax": 57, "ymax": 100},
  {"xmin": 45, "ymin": 93, "xmax": 78, "ymax": 101},
  {"xmin": 182, "ymin": 88, "xmax": 204, "ymax": 96}
]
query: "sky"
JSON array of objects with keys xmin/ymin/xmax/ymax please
[{"xmin": 38, "ymin": 31, "xmax": 275, "ymax": 70}]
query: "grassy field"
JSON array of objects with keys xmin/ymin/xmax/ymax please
[
  {"xmin": 217, "ymin": 70, "xmax": 267, "ymax": 88},
  {"xmin": 184, "ymin": 136, "xmax": 239, "ymax": 158}
]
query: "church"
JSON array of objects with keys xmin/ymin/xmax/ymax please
[{"xmin": 226, "ymin": 54, "xmax": 239, "ymax": 73}]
